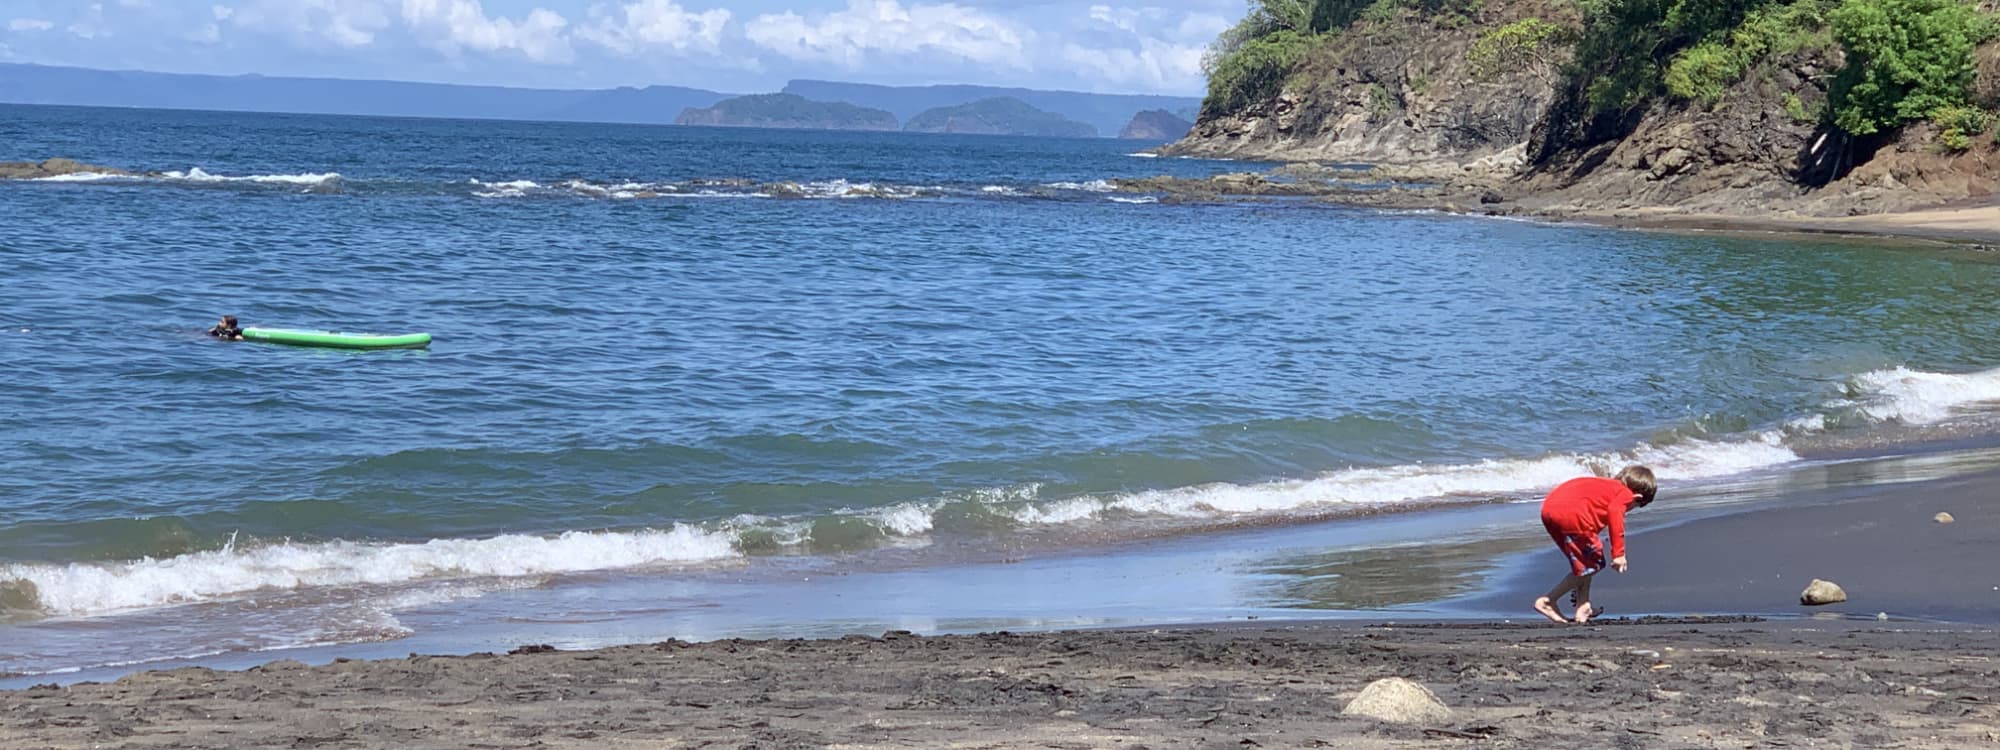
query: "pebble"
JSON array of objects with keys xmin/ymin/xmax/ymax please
[{"xmin": 1935, "ymin": 512, "xmax": 1956, "ymax": 524}]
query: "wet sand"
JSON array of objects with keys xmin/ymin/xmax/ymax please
[
  {"xmin": 1466, "ymin": 464, "xmax": 2000, "ymax": 624},
  {"xmin": 1, "ymin": 619, "xmax": 1995, "ymax": 749}
]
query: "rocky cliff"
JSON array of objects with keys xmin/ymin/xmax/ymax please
[{"xmin": 1168, "ymin": 0, "xmax": 2000, "ymax": 218}]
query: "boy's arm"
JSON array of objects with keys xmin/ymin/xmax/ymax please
[{"xmin": 1607, "ymin": 504, "xmax": 1627, "ymax": 561}]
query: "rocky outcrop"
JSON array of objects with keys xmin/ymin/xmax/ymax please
[
  {"xmin": 1170, "ymin": 6, "xmax": 2000, "ymax": 220},
  {"xmin": 905, "ymin": 98, "xmax": 1098, "ymax": 137},
  {"xmin": 675, "ymin": 94, "xmax": 898, "ymax": 131},
  {"xmin": 0, "ymin": 157, "xmax": 133, "ymax": 179},
  {"xmin": 1119, "ymin": 110, "xmax": 1195, "ymax": 140},
  {"xmin": 1163, "ymin": 13, "xmax": 1569, "ymax": 171}
]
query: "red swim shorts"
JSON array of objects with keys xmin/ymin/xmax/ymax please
[{"xmin": 1542, "ymin": 516, "xmax": 1606, "ymax": 576}]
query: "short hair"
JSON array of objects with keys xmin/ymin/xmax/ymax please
[
  {"xmin": 222, "ymin": 315, "xmax": 238, "ymax": 327},
  {"xmin": 1616, "ymin": 465, "xmax": 1657, "ymax": 507}
]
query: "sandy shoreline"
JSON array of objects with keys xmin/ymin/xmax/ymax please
[
  {"xmin": 5, "ymin": 455, "xmax": 2000, "ymax": 748},
  {"xmin": 2, "ymin": 619, "xmax": 1995, "ymax": 748},
  {"xmin": 1468, "ymin": 463, "xmax": 2000, "ymax": 625},
  {"xmin": 1552, "ymin": 206, "xmax": 2000, "ymax": 246}
]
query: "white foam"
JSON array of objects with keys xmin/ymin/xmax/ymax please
[
  {"xmin": 469, "ymin": 178, "xmax": 541, "ymax": 198},
  {"xmin": 161, "ymin": 167, "xmax": 342, "ymax": 186},
  {"xmin": 1012, "ymin": 433, "xmax": 1797, "ymax": 522},
  {"xmin": 30, "ymin": 172, "xmax": 133, "ymax": 183},
  {"xmin": 789, "ymin": 179, "xmax": 925, "ymax": 199},
  {"xmin": 1846, "ymin": 365, "xmax": 2000, "ymax": 424},
  {"xmin": 1127, "ymin": 152, "xmax": 1160, "ymax": 158},
  {"xmin": 872, "ymin": 504, "xmax": 937, "ymax": 535},
  {"xmin": 1045, "ymin": 179, "xmax": 1116, "ymax": 192},
  {"xmin": 1108, "ymin": 196, "xmax": 1158, "ymax": 204},
  {"xmin": 1, "ymin": 525, "xmax": 738, "ymax": 618}
]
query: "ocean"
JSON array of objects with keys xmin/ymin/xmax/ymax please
[{"xmin": 6, "ymin": 103, "xmax": 2000, "ymax": 680}]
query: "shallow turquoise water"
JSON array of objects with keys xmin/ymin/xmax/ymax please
[{"xmin": 6, "ymin": 104, "xmax": 2000, "ymax": 674}]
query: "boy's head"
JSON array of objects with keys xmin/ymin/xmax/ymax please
[
  {"xmin": 220, "ymin": 315, "xmax": 238, "ymax": 328},
  {"xmin": 1616, "ymin": 465, "xmax": 1657, "ymax": 507}
]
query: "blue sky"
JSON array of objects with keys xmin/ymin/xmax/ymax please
[{"xmin": 0, "ymin": 0, "xmax": 1237, "ymax": 95}]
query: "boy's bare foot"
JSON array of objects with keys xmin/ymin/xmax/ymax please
[
  {"xmin": 1532, "ymin": 596, "xmax": 1567, "ymax": 624},
  {"xmin": 1573, "ymin": 602, "xmax": 1599, "ymax": 623}
]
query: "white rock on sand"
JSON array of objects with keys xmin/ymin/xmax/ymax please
[
  {"xmin": 1935, "ymin": 512, "xmax": 1955, "ymax": 524},
  {"xmin": 1341, "ymin": 677, "xmax": 1452, "ymax": 724},
  {"xmin": 1801, "ymin": 579, "xmax": 1848, "ymax": 606}
]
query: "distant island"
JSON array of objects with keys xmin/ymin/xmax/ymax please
[
  {"xmin": 905, "ymin": 98, "xmax": 1097, "ymax": 137},
  {"xmin": 1119, "ymin": 110, "xmax": 1195, "ymax": 141},
  {"xmin": 783, "ymin": 80, "xmax": 1199, "ymax": 139},
  {"xmin": 676, "ymin": 94, "xmax": 898, "ymax": 131},
  {"xmin": 0, "ymin": 63, "xmax": 1201, "ymax": 138}
]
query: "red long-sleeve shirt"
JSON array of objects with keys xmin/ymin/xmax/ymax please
[{"xmin": 1540, "ymin": 477, "xmax": 1638, "ymax": 558}]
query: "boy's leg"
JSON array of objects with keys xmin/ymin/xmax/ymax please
[
  {"xmin": 1572, "ymin": 574, "xmax": 1598, "ymax": 623},
  {"xmin": 1534, "ymin": 574, "xmax": 1583, "ymax": 623}
]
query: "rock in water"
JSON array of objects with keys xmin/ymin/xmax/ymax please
[
  {"xmin": 1800, "ymin": 579, "xmax": 1847, "ymax": 605},
  {"xmin": 1341, "ymin": 677, "xmax": 1452, "ymax": 724},
  {"xmin": 1935, "ymin": 512, "xmax": 1955, "ymax": 524}
]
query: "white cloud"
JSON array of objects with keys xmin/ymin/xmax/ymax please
[
  {"xmin": 1059, "ymin": 37, "xmax": 1203, "ymax": 92},
  {"xmin": 230, "ymin": 0, "xmax": 392, "ymax": 48},
  {"xmin": 212, "ymin": 5, "xmax": 233, "ymax": 21},
  {"xmin": 745, "ymin": 0, "xmax": 1030, "ymax": 70},
  {"xmin": 400, "ymin": 0, "xmax": 574, "ymax": 63},
  {"xmin": 577, "ymin": 0, "xmax": 731, "ymax": 56},
  {"xmin": 62, "ymin": 2, "xmax": 109, "ymax": 39},
  {"xmin": 7, "ymin": 18, "xmax": 55, "ymax": 32}
]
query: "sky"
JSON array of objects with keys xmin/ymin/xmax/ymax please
[{"xmin": 0, "ymin": 0, "xmax": 1240, "ymax": 95}]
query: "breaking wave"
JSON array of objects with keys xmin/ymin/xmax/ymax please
[
  {"xmin": 5, "ymin": 364, "xmax": 1998, "ymax": 621},
  {"xmin": 24, "ymin": 167, "xmax": 1159, "ymax": 203}
]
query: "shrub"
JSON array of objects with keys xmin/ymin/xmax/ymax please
[
  {"xmin": 1662, "ymin": 0, "xmax": 1836, "ymax": 105},
  {"xmin": 1467, "ymin": 18, "xmax": 1572, "ymax": 81},
  {"xmin": 1782, "ymin": 91, "xmax": 1816, "ymax": 121},
  {"xmin": 1663, "ymin": 40, "xmax": 1744, "ymax": 103},
  {"xmin": 1932, "ymin": 104, "xmax": 1991, "ymax": 150},
  {"xmin": 1367, "ymin": 83, "xmax": 1397, "ymax": 118},
  {"xmin": 1204, "ymin": 30, "xmax": 1320, "ymax": 113},
  {"xmin": 1828, "ymin": 0, "xmax": 1996, "ymax": 135}
]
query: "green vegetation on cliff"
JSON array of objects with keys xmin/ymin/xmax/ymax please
[
  {"xmin": 1548, "ymin": 0, "xmax": 1994, "ymax": 153},
  {"xmin": 1203, "ymin": 0, "xmax": 1998, "ymax": 156},
  {"xmin": 1827, "ymin": 0, "xmax": 1996, "ymax": 135}
]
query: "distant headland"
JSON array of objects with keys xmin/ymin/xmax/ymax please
[{"xmin": 0, "ymin": 63, "xmax": 1198, "ymax": 140}]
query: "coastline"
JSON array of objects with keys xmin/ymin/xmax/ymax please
[{"xmin": 5, "ymin": 449, "xmax": 2000, "ymax": 747}]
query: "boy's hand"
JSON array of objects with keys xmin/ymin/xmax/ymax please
[{"xmin": 1611, "ymin": 556, "xmax": 1628, "ymax": 572}]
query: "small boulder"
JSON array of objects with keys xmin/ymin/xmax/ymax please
[
  {"xmin": 1341, "ymin": 677, "xmax": 1452, "ymax": 724},
  {"xmin": 1801, "ymin": 579, "xmax": 1847, "ymax": 606},
  {"xmin": 1935, "ymin": 512, "xmax": 1955, "ymax": 524}
]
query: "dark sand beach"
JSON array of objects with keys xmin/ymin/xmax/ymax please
[
  {"xmin": 1, "ymin": 619, "xmax": 1994, "ymax": 749},
  {"xmin": 3, "ymin": 465, "xmax": 1997, "ymax": 748}
]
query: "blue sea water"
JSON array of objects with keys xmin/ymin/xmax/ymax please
[{"xmin": 7, "ymin": 104, "xmax": 2000, "ymax": 677}]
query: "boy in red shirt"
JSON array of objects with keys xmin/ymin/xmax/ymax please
[{"xmin": 1533, "ymin": 465, "xmax": 1657, "ymax": 624}]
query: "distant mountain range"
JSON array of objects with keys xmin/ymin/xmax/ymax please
[
  {"xmin": 0, "ymin": 63, "xmax": 1200, "ymax": 139},
  {"xmin": 780, "ymin": 80, "xmax": 1198, "ymax": 138}
]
